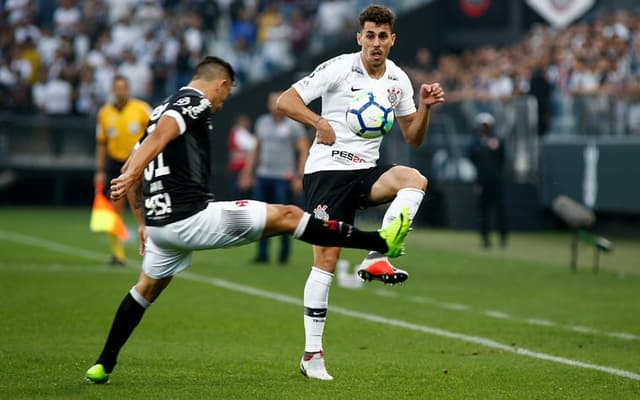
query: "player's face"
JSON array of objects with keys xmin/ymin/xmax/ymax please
[
  {"xmin": 210, "ymin": 79, "xmax": 233, "ymax": 111},
  {"xmin": 357, "ymin": 22, "xmax": 395, "ymax": 69}
]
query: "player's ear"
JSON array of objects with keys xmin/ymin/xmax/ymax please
[
  {"xmin": 390, "ymin": 33, "xmax": 396, "ymax": 47},
  {"xmin": 356, "ymin": 30, "xmax": 362, "ymax": 46}
]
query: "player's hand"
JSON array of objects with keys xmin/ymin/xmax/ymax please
[
  {"xmin": 315, "ymin": 118, "xmax": 336, "ymax": 145},
  {"xmin": 420, "ymin": 83, "xmax": 445, "ymax": 107},
  {"xmin": 137, "ymin": 225, "xmax": 147, "ymax": 256},
  {"xmin": 110, "ymin": 172, "xmax": 136, "ymax": 201}
]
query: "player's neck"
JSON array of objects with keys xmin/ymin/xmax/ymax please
[
  {"xmin": 114, "ymin": 99, "xmax": 128, "ymax": 110},
  {"xmin": 361, "ymin": 57, "xmax": 386, "ymax": 79}
]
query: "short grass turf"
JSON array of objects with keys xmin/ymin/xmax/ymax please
[{"xmin": 0, "ymin": 207, "xmax": 639, "ymax": 399}]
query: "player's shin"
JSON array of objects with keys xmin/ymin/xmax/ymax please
[
  {"xmin": 382, "ymin": 188, "xmax": 424, "ymax": 228},
  {"xmin": 366, "ymin": 188, "xmax": 424, "ymax": 258},
  {"xmin": 95, "ymin": 287, "xmax": 150, "ymax": 373},
  {"xmin": 293, "ymin": 212, "xmax": 388, "ymax": 254},
  {"xmin": 303, "ymin": 267, "xmax": 333, "ymax": 353}
]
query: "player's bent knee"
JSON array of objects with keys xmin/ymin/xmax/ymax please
[
  {"xmin": 266, "ymin": 204, "xmax": 304, "ymax": 233},
  {"xmin": 401, "ymin": 167, "xmax": 427, "ymax": 191}
]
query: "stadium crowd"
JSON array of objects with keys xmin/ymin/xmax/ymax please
[
  {"xmin": 404, "ymin": 9, "xmax": 640, "ymax": 136},
  {"xmin": 3, "ymin": 2, "xmax": 640, "ymax": 135},
  {"xmin": 0, "ymin": 0, "xmax": 380, "ymax": 114}
]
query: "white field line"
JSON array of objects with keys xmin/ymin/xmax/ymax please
[
  {"xmin": 374, "ymin": 289, "xmax": 639, "ymax": 342},
  {"xmin": 1, "ymin": 229, "xmax": 639, "ymax": 381}
]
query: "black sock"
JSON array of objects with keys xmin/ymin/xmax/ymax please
[
  {"xmin": 298, "ymin": 217, "xmax": 388, "ymax": 253},
  {"xmin": 96, "ymin": 292, "xmax": 147, "ymax": 373}
]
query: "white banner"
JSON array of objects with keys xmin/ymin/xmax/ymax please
[{"xmin": 525, "ymin": 0, "xmax": 595, "ymax": 28}]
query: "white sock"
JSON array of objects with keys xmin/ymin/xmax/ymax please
[
  {"xmin": 129, "ymin": 286, "xmax": 151, "ymax": 309},
  {"xmin": 368, "ymin": 188, "xmax": 424, "ymax": 258},
  {"xmin": 303, "ymin": 267, "xmax": 333, "ymax": 353}
]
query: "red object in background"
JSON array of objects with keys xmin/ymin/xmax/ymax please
[{"xmin": 459, "ymin": 0, "xmax": 492, "ymax": 18}]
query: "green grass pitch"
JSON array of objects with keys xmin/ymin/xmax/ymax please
[{"xmin": 1, "ymin": 208, "xmax": 639, "ymax": 399}]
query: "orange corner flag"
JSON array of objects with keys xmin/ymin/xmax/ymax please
[{"xmin": 90, "ymin": 184, "xmax": 129, "ymax": 241}]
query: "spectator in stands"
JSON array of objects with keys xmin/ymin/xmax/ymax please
[
  {"xmin": 53, "ymin": 0, "xmax": 81, "ymax": 37},
  {"xmin": 312, "ymin": 0, "xmax": 353, "ymax": 53},
  {"xmin": 261, "ymin": 14, "xmax": 294, "ymax": 73},
  {"xmin": 75, "ymin": 65, "xmax": 99, "ymax": 115},
  {"xmin": 117, "ymin": 49, "xmax": 152, "ymax": 101},
  {"xmin": 230, "ymin": 7, "xmax": 257, "ymax": 50},
  {"xmin": 289, "ymin": 7, "xmax": 312, "ymax": 54},
  {"xmin": 467, "ymin": 113, "xmax": 508, "ymax": 249},
  {"xmin": 95, "ymin": 75, "xmax": 151, "ymax": 266}
]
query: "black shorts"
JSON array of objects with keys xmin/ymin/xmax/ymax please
[
  {"xmin": 105, "ymin": 158, "xmax": 125, "ymax": 193},
  {"xmin": 303, "ymin": 165, "xmax": 393, "ymax": 224}
]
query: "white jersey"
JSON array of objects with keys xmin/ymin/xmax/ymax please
[{"xmin": 293, "ymin": 52, "xmax": 416, "ymax": 174}]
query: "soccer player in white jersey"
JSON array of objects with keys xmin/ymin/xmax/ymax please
[
  {"xmin": 276, "ymin": 5, "xmax": 445, "ymax": 380},
  {"xmin": 84, "ymin": 56, "xmax": 412, "ymax": 384}
]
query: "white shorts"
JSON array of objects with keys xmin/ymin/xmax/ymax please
[{"xmin": 142, "ymin": 200, "xmax": 267, "ymax": 279}]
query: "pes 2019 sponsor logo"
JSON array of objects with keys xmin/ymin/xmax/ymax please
[{"xmin": 331, "ymin": 150, "xmax": 368, "ymax": 164}]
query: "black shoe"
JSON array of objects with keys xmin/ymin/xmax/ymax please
[
  {"xmin": 107, "ymin": 256, "xmax": 125, "ymax": 267},
  {"xmin": 252, "ymin": 256, "xmax": 269, "ymax": 265}
]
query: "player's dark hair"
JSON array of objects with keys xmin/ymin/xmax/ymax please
[
  {"xmin": 194, "ymin": 56, "xmax": 235, "ymax": 83},
  {"xmin": 359, "ymin": 4, "xmax": 395, "ymax": 30}
]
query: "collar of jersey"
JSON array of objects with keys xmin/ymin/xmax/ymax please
[{"xmin": 180, "ymin": 86, "xmax": 205, "ymax": 97}]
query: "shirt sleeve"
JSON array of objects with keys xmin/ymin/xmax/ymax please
[
  {"xmin": 292, "ymin": 55, "xmax": 347, "ymax": 105},
  {"xmin": 394, "ymin": 70, "xmax": 417, "ymax": 117},
  {"xmin": 164, "ymin": 94, "xmax": 211, "ymax": 135}
]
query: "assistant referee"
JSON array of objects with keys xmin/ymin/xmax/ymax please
[{"xmin": 95, "ymin": 75, "xmax": 150, "ymax": 266}]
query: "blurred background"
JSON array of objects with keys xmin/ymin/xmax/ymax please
[{"xmin": 1, "ymin": 0, "xmax": 639, "ymax": 235}]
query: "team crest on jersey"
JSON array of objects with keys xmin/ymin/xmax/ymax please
[
  {"xmin": 173, "ymin": 97, "xmax": 190, "ymax": 106},
  {"xmin": 313, "ymin": 204, "xmax": 330, "ymax": 221},
  {"xmin": 387, "ymin": 87, "xmax": 402, "ymax": 108}
]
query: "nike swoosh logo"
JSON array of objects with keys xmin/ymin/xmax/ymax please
[
  {"xmin": 312, "ymin": 311, "xmax": 324, "ymax": 316},
  {"xmin": 350, "ymin": 87, "xmax": 362, "ymax": 91}
]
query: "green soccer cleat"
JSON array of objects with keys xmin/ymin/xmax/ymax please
[
  {"xmin": 379, "ymin": 207, "xmax": 410, "ymax": 258},
  {"xmin": 85, "ymin": 364, "xmax": 111, "ymax": 384}
]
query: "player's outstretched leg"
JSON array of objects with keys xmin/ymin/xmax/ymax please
[
  {"xmin": 357, "ymin": 207, "xmax": 410, "ymax": 285},
  {"xmin": 85, "ymin": 283, "xmax": 155, "ymax": 384},
  {"xmin": 85, "ymin": 272, "xmax": 171, "ymax": 383},
  {"xmin": 292, "ymin": 206, "xmax": 409, "ymax": 257}
]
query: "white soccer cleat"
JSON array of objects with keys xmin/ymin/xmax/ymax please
[
  {"xmin": 300, "ymin": 351, "xmax": 334, "ymax": 381},
  {"xmin": 357, "ymin": 256, "xmax": 409, "ymax": 285}
]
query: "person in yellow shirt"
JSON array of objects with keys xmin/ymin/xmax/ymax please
[{"xmin": 95, "ymin": 75, "xmax": 150, "ymax": 266}]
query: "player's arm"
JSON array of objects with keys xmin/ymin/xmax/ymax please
[
  {"xmin": 125, "ymin": 165, "xmax": 147, "ymax": 256},
  {"xmin": 110, "ymin": 115, "xmax": 180, "ymax": 201},
  {"xmin": 292, "ymin": 132, "xmax": 310, "ymax": 193},
  {"xmin": 239, "ymin": 140, "xmax": 259, "ymax": 191},
  {"xmin": 95, "ymin": 115, "xmax": 107, "ymax": 187},
  {"xmin": 276, "ymin": 88, "xmax": 335, "ymax": 145},
  {"xmin": 396, "ymin": 83, "xmax": 445, "ymax": 147}
]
